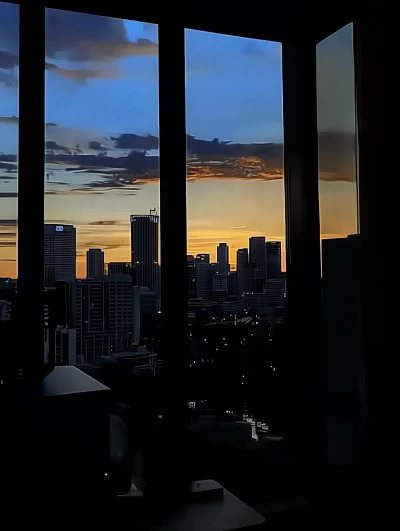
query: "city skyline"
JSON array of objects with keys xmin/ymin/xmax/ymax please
[
  {"xmin": 46, "ymin": 217, "xmax": 281, "ymax": 277},
  {"xmin": 0, "ymin": 5, "xmax": 358, "ymax": 279}
]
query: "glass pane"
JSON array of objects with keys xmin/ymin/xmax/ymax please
[
  {"xmin": 186, "ymin": 30, "xmax": 290, "ymax": 504},
  {"xmin": 45, "ymin": 9, "xmax": 159, "ymax": 365},
  {"xmin": 0, "ymin": 2, "xmax": 18, "ymax": 280},
  {"xmin": 44, "ymin": 9, "xmax": 160, "ymax": 488},
  {"xmin": 317, "ymin": 24, "xmax": 361, "ymax": 465},
  {"xmin": 317, "ymin": 23, "xmax": 358, "ymax": 241}
]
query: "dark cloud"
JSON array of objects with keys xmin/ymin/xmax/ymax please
[
  {"xmin": 0, "ymin": 160, "xmax": 17, "ymax": 174},
  {"xmin": 0, "ymin": 192, "xmax": 17, "ymax": 198},
  {"xmin": 79, "ymin": 241, "xmax": 124, "ymax": 252},
  {"xmin": 89, "ymin": 220, "xmax": 122, "ymax": 226},
  {"xmin": 318, "ymin": 131, "xmax": 357, "ymax": 183},
  {"xmin": 0, "ymin": 7, "xmax": 158, "ymax": 87},
  {"xmin": 45, "ymin": 10, "xmax": 157, "ymax": 63},
  {"xmin": 0, "ymin": 49, "xmax": 18, "ymax": 69},
  {"xmin": 0, "ymin": 115, "xmax": 18, "ymax": 125},
  {"xmin": 45, "ymin": 61, "xmax": 120, "ymax": 82},
  {"xmin": 46, "ymin": 181, "xmax": 71, "ymax": 187},
  {"xmin": 88, "ymin": 141, "xmax": 108, "ymax": 151},
  {"xmin": 111, "ymin": 134, "xmax": 158, "ymax": 150},
  {"xmin": 0, "ymin": 154, "xmax": 16, "ymax": 163},
  {"xmin": 46, "ymin": 219, "xmax": 74, "ymax": 225},
  {"xmin": 0, "ymin": 129, "xmax": 357, "ymax": 199},
  {"xmin": 0, "ymin": 50, "xmax": 18, "ymax": 88},
  {"xmin": 0, "ymin": 219, "xmax": 17, "ymax": 227},
  {"xmin": 0, "ymin": 116, "xmax": 57, "ymax": 127},
  {"xmin": 46, "ymin": 140, "xmax": 71, "ymax": 154}
]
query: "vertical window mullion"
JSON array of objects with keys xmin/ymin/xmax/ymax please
[
  {"xmin": 18, "ymin": 4, "xmax": 45, "ymax": 376},
  {"xmin": 282, "ymin": 40, "xmax": 325, "ymax": 464},
  {"xmin": 158, "ymin": 24, "xmax": 188, "ymax": 423}
]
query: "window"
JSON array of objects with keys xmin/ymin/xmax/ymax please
[
  {"xmin": 0, "ymin": 2, "xmax": 18, "ymax": 280},
  {"xmin": 185, "ymin": 30, "xmax": 290, "ymax": 503},
  {"xmin": 317, "ymin": 23, "xmax": 358, "ymax": 245},
  {"xmin": 317, "ymin": 23, "xmax": 361, "ymax": 465},
  {"xmin": 8, "ymin": 3, "xmax": 371, "ymax": 507},
  {"xmin": 43, "ymin": 9, "xmax": 161, "ymax": 476},
  {"xmin": 44, "ymin": 9, "xmax": 160, "ymax": 366}
]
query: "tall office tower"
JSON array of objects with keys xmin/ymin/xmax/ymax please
[
  {"xmin": 86, "ymin": 248, "xmax": 104, "ymax": 278},
  {"xmin": 266, "ymin": 240, "xmax": 282, "ymax": 280},
  {"xmin": 108, "ymin": 262, "xmax": 132, "ymax": 276},
  {"xmin": 228, "ymin": 271, "xmax": 237, "ymax": 296},
  {"xmin": 236, "ymin": 248, "xmax": 253, "ymax": 295},
  {"xmin": 75, "ymin": 275, "xmax": 140, "ymax": 365},
  {"xmin": 187, "ymin": 255, "xmax": 196, "ymax": 299},
  {"xmin": 249, "ymin": 236, "xmax": 266, "ymax": 269},
  {"xmin": 130, "ymin": 209, "xmax": 159, "ymax": 291},
  {"xmin": 195, "ymin": 254, "xmax": 211, "ymax": 298},
  {"xmin": 249, "ymin": 236, "xmax": 267, "ymax": 292},
  {"xmin": 217, "ymin": 243, "xmax": 229, "ymax": 275},
  {"xmin": 44, "ymin": 224, "xmax": 76, "ymax": 282}
]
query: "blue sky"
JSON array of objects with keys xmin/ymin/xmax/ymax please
[{"xmin": 0, "ymin": 4, "xmax": 358, "ymax": 278}]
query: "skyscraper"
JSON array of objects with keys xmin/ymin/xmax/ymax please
[
  {"xmin": 217, "ymin": 243, "xmax": 229, "ymax": 275},
  {"xmin": 266, "ymin": 241, "xmax": 282, "ymax": 280},
  {"xmin": 86, "ymin": 248, "xmax": 104, "ymax": 278},
  {"xmin": 236, "ymin": 248, "xmax": 253, "ymax": 295},
  {"xmin": 44, "ymin": 224, "xmax": 76, "ymax": 282},
  {"xmin": 249, "ymin": 236, "xmax": 266, "ymax": 269},
  {"xmin": 249, "ymin": 236, "xmax": 266, "ymax": 292},
  {"xmin": 195, "ymin": 254, "xmax": 211, "ymax": 298},
  {"xmin": 130, "ymin": 209, "xmax": 159, "ymax": 291}
]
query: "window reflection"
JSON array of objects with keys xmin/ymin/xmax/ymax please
[{"xmin": 317, "ymin": 23, "xmax": 358, "ymax": 241}]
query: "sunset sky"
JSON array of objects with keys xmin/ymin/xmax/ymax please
[{"xmin": 0, "ymin": 4, "xmax": 358, "ymax": 279}]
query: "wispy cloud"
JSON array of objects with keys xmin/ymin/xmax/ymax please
[
  {"xmin": 88, "ymin": 220, "xmax": 125, "ymax": 226},
  {"xmin": 45, "ymin": 61, "xmax": 121, "ymax": 83}
]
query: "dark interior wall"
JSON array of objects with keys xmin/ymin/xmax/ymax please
[{"xmin": 354, "ymin": 15, "xmax": 392, "ymax": 466}]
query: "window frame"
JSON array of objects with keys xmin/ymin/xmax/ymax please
[{"xmin": 15, "ymin": 2, "xmax": 355, "ymax": 465}]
